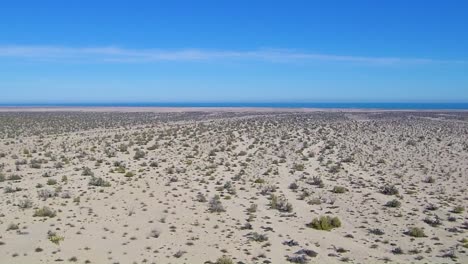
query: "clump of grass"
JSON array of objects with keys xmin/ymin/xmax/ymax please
[
  {"xmin": 33, "ymin": 206, "xmax": 56, "ymax": 218},
  {"xmin": 406, "ymin": 227, "xmax": 426, "ymax": 238},
  {"xmin": 307, "ymin": 216, "xmax": 341, "ymax": 231},
  {"xmin": 452, "ymin": 206, "xmax": 464, "ymax": 214}
]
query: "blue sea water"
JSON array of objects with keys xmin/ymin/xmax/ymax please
[{"xmin": 1, "ymin": 102, "xmax": 468, "ymax": 110}]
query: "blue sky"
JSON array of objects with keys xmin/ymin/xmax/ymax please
[{"xmin": 1, "ymin": 0, "xmax": 467, "ymax": 103}]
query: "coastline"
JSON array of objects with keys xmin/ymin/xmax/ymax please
[{"xmin": 0, "ymin": 106, "xmax": 467, "ymax": 112}]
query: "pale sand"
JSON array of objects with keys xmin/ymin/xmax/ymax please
[{"xmin": 0, "ymin": 111, "xmax": 466, "ymax": 263}]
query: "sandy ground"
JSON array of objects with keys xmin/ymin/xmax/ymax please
[{"xmin": 0, "ymin": 110, "xmax": 467, "ymax": 264}]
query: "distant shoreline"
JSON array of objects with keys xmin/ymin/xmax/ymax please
[{"xmin": 0, "ymin": 106, "xmax": 467, "ymax": 113}]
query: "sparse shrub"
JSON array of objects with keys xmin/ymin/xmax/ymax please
[
  {"xmin": 18, "ymin": 199, "xmax": 33, "ymax": 209},
  {"xmin": 423, "ymin": 176, "xmax": 435, "ymax": 183},
  {"xmin": 385, "ymin": 199, "xmax": 401, "ymax": 208},
  {"xmin": 286, "ymin": 254, "xmax": 309, "ymax": 263},
  {"xmin": 114, "ymin": 166, "xmax": 126, "ymax": 173},
  {"xmin": 248, "ymin": 232, "xmax": 268, "ymax": 242},
  {"xmin": 47, "ymin": 231, "xmax": 64, "ymax": 245},
  {"xmin": 392, "ymin": 247, "xmax": 404, "ymax": 255},
  {"xmin": 328, "ymin": 165, "xmax": 340, "ymax": 174},
  {"xmin": 4, "ymin": 186, "xmax": 21, "ymax": 193},
  {"xmin": 332, "ymin": 186, "xmax": 347, "ymax": 193},
  {"xmin": 424, "ymin": 216, "xmax": 442, "ymax": 227},
  {"xmin": 293, "ymin": 164, "xmax": 305, "ymax": 171},
  {"xmin": 208, "ymin": 195, "xmax": 225, "ymax": 213},
  {"xmin": 82, "ymin": 167, "xmax": 94, "ymax": 176},
  {"xmin": 7, "ymin": 174, "xmax": 21, "ymax": 181},
  {"xmin": 369, "ymin": 228, "xmax": 385, "ymax": 235},
  {"xmin": 307, "ymin": 216, "xmax": 341, "ymax": 231},
  {"xmin": 133, "ymin": 149, "xmax": 146, "ymax": 160},
  {"xmin": 406, "ymin": 227, "xmax": 426, "ymax": 238},
  {"xmin": 88, "ymin": 177, "xmax": 111, "ymax": 187},
  {"xmin": 173, "ymin": 250, "xmax": 186, "ymax": 258},
  {"xmin": 149, "ymin": 229, "xmax": 160, "ymax": 238},
  {"xmin": 380, "ymin": 184, "xmax": 399, "ymax": 195},
  {"xmin": 247, "ymin": 204, "xmax": 257, "ymax": 213},
  {"xmin": 47, "ymin": 178, "xmax": 57, "ymax": 185},
  {"xmin": 37, "ymin": 189, "xmax": 56, "ymax": 200},
  {"xmin": 196, "ymin": 192, "xmax": 207, "ymax": 202},
  {"xmin": 260, "ymin": 184, "xmax": 276, "ymax": 195},
  {"xmin": 124, "ymin": 172, "xmax": 135, "ymax": 177},
  {"xmin": 215, "ymin": 256, "xmax": 234, "ymax": 264},
  {"xmin": 269, "ymin": 194, "xmax": 293, "ymax": 212},
  {"xmin": 33, "ymin": 207, "xmax": 56, "ymax": 218},
  {"xmin": 6, "ymin": 223, "xmax": 19, "ymax": 231},
  {"xmin": 254, "ymin": 178, "xmax": 265, "ymax": 184},
  {"xmin": 310, "ymin": 176, "xmax": 324, "ymax": 188},
  {"xmin": 289, "ymin": 182, "xmax": 299, "ymax": 190}
]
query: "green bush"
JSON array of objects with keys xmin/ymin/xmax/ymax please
[{"xmin": 308, "ymin": 216, "xmax": 341, "ymax": 231}]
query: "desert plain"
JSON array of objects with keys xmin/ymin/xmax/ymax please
[{"xmin": 0, "ymin": 109, "xmax": 467, "ymax": 264}]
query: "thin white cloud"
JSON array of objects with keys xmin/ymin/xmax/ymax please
[{"xmin": 0, "ymin": 45, "xmax": 464, "ymax": 65}]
